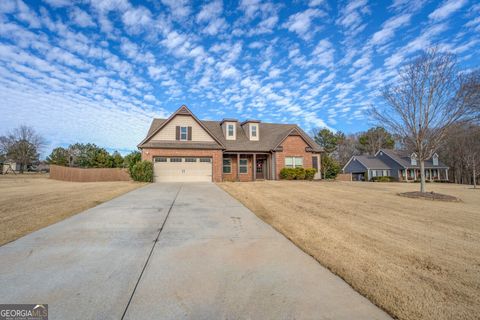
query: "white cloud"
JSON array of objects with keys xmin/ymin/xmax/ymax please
[
  {"xmin": 122, "ymin": 5, "xmax": 152, "ymax": 33},
  {"xmin": 161, "ymin": 0, "xmax": 191, "ymax": 19},
  {"xmin": 312, "ymin": 39, "xmax": 335, "ymax": 68},
  {"xmin": 336, "ymin": 0, "xmax": 370, "ymax": 38},
  {"xmin": 371, "ymin": 14, "xmax": 411, "ymax": 45},
  {"xmin": 69, "ymin": 7, "xmax": 96, "ymax": 28},
  {"xmin": 283, "ymin": 8, "xmax": 325, "ymax": 39},
  {"xmin": 429, "ymin": 0, "xmax": 468, "ymax": 21},
  {"xmin": 44, "ymin": 0, "xmax": 72, "ymax": 8},
  {"xmin": 16, "ymin": 0, "xmax": 41, "ymax": 28},
  {"xmin": 309, "ymin": 0, "xmax": 325, "ymax": 7}
]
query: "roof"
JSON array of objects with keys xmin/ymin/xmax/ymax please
[
  {"xmin": 352, "ymin": 156, "xmax": 391, "ymax": 169},
  {"xmin": 139, "ymin": 106, "xmax": 322, "ymax": 152},
  {"xmin": 378, "ymin": 149, "xmax": 448, "ymax": 168}
]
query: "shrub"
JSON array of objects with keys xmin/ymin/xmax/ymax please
[
  {"xmin": 294, "ymin": 167, "xmax": 306, "ymax": 179},
  {"xmin": 280, "ymin": 168, "xmax": 296, "ymax": 180},
  {"xmin": 305, "ymin": 168, "xmax": 316, "ymax": 180},
  {"xmin": 371, "ymin": 176, "xmax": 394, "ymax": 182},
  {"xmin": 130, "ymin": 160, "xmax": 153, "ymax": 182},
  {"xmin": 124, "ymin": 151, "xmax": 141, "ymax": 173},
  {"xmin": 280, "ymin": 167, "xmax": 316, "ymax": 180}
]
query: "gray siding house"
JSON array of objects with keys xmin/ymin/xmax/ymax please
[{"xmin": 342, "ymin": 149, "xmax": 449, "ymax": 182}]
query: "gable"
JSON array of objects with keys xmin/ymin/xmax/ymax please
[{"xmin": 150, "ymin": 115, "xmax": 214, "ymax": 142}]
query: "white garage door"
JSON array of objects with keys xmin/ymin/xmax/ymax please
[{"xmin": 153, "ymin": 157, "xmax": 212, "ymax": 182}]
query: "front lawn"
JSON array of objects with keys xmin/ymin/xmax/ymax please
[
  {"xmin": 218, "ymin": 180, "xmax": 480, "ymax": 320},
  {"xmin": 0, "ymin": 174, "xmax": 144, "ymax": 245}
]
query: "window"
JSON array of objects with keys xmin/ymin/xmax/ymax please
[
  {"xmin": 411, "ymin": 153, "xmax": 417, "ymax": 166},
  {"xmin": 185, "ymin": 158, "xmax": 197, "ymax": 162},
  {"xmin": 251, "ymin": 125, "xmax": 257, "ymax": 138},
  {"xmin": 223, "ymin": 159, "xmax": 232, "ymax": 173},
  {"xmin": 227, "ymin": 124, "xmax": 235, "ymax": 137},
  {"xmin": 180, "ymin": 126, "xmax": 188, "ymax": 141},
  {"xmin": 433, "ymin": 154, "xmax": 438, "ymax": 166},
  {"xmin": 285, "ymin": 157, "xmax": 303, "ymax": 168},
  {"xmin": 372, "ymin": 170, "xmax": 377, "ymax": 177},
  {"xmin": 154, "ymin": 157, "xmax": 167, "ymax": 162},
  {"xmin": 170, "ymin": 157, "xmax": 182, "ymax": 162},
  {"xmin": 239, "ymin": 159, "xmax": 248, "ymax": 174},
  {"xmin": 200, "ymin": 158, "xmax": 211, "ymax": 163},
  {"xmin": 383, "ymin": 170, "xmax": 388, "ymax": 176}
]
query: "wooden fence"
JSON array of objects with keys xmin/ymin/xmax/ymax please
[
  {"xmin": 336, "ymin": 173, "xmax": 353, "ymax": 181},
  {"xmin": 49, "ymin": 165, "xmax": 131, "ymax": 182}
]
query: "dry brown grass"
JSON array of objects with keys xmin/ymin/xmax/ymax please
[
  {"xmin": 0, "ymin": 174, "xmax": 145, "ymax": 245},
  {"xmin": 218, "ymin": 181, "xmax": 480, "ymax": 320}
]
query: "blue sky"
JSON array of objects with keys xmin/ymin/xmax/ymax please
[{"xmin": 0, "ymin": 0, "xmax": 479, "ymax": 156}]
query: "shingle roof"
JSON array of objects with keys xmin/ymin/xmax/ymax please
[
  {"xmin": 379, "ymin": 149, "xmax": 448, "ymax": 168},
  {"xmin": 141, "ymin": 118, "xmax": 322, "ymax": 152},
  {"xmin": 354, "ymin": 156, "xmax": 392, "ymax": 169}
]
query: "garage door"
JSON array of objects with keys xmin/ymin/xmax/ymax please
[{"xmin": 153, "ymin": 157, "xmax": 212, "ymax": 182}]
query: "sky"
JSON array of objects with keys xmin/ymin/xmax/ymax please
[{"xmin": 0, "ymin": 0, "xmax": 479, "ymax": 156}]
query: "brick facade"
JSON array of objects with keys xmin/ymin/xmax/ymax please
[
  {"xmin": 274, "ymin": 135, "xmax": 316, "ymax": 179},
  {"xmin": 141, "ymin": 148, "xmax": 223, "ymax": 182},
  {"xmin": 222, "ymin": 155, "xmax": 254, "ymax": 182}
]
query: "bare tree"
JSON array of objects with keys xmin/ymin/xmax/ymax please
[
  {"xmin": 0, "ymin": 125, "xmax": 45, "ymax": 173},
  {"xmin": 461, "ymin": 70, "xmax": 480, "ymax": 122},
  {"xmin": 372, "ymin": 48, "xmax": 473, "ymax": 193},
  {"xmin": 461, "ymin": 125, "xmax": 480, "ymax": 188}
]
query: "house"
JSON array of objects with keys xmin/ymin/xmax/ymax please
[
  {"xmin": 342, "ymin": 149, "xmax": 449, "ymax": 182},
  {"xmin": 1, "ymin": 161, "xmax": 21, "ymax": 174},
  {"xmin": 138, "ymin": 105, "xmax": 323, "ymax": 182}
]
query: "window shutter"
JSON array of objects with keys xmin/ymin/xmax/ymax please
[
  {"xmin": 175, "ymin": 126, "xmax": 180, "ymax": 140},
  {"xmin": 187, "ymin": 126, "xmax": 192, "ymax": 140}
]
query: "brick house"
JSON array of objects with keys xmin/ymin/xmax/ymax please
[{"xmin": 138, "ymin": 105, "xmax": 323, "ymax": 182}]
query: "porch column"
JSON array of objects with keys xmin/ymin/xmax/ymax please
[
  {"xmin": 430, "ymin": 169, "xmax": 433, "ymax": 181},
  {"xmin": 405, "ymin": 169, "xmax": 408, "ymax": 181},
  {"xmin": 253, "ymin": 153, "xmax": 256, "ymax": 181},
  {"xmin": 414, "ymin": 169, "xmax": 417, "ymax": 180},
  {"xmin": 237, "ymin": 153, "xmax": 240, "ymax": 182},
  {"xmin": 446, "ymin": 168, "xmax": 449, "ymax": 181}
]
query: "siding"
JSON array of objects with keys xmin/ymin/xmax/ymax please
[
  {"xmin": 376, "ymin": 151, "xmax": 403, "ymax": 179},
  {"xmin": 151, "ymin": 115, "xmax": 214, "ymax": 142},
  {"xmin": 343, "ymin": 158, "xmax": 367, "ymax": 173}
]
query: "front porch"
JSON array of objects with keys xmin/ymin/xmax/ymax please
[
  {"xmin": 399, "ymin": 168, "xmax": 449, "ymax": 182},
  {"xmin": 222, "ymin": 152, "xmax": 273, "ymax": 182}
]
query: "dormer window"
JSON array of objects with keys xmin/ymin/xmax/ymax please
[
  {"xmin": 251, "ymin": 125, "xmax": 257, "ymax": 138},
  {"xmin": 411, "ymin": 153, "xmax": 417, "ymax": 166},
  {"xmin": 180, "ymin": 126, "xmax": 188, "ymax": 141},
  {"xmin": 433, "ymin": 153, "xmax": 439, "ymax": 166},
  {"xmin": 227, "ymin": 124, "xmax": 235, "ymax": 138}
]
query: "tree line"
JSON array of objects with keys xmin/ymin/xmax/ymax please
[
  {"xmin": 312, "ymin": 126, "xmax": 395, "ymax": 179},
  {"xmin": 46, "ymin": 143, "xmax": 140, "ymax": 170}
]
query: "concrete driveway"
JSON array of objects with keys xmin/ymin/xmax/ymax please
[{"xmin": 0, "ymin": 183, "xmax": 391, "ymax": 320}]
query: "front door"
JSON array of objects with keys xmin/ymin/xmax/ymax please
[{"xmin": 256, "ymin": 159, "xmax": 264, "ymax": 179}]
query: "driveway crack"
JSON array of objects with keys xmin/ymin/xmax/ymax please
[{"xmin": 121, "ymin": 184, "xmax": 182, "ymax": 320}]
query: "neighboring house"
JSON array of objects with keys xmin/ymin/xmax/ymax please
[
  {"xmin": 1, "ymin": 161, "xmax": 21, "ymax": 174},
  {"xmin": 138, "ymin": 105, "xmax": 323, "ymax": 182},
  {"xmin": 343, "ymin": 149, "xmax": 449, "ymax": 182}
]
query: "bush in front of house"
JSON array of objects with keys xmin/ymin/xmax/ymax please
[
  {"xmin": 280, "ymin": 168, "xmax": 296, "ymax": 180},
  {"xmin": 371, "ymin": 176, "xmax": 395, "ymax": 182},
  {"xmin": 280, "ymin": 167, "xmax": 316, "ymax": 180},
  {"xmin": 130, "ymin": 160, "xmax": 153, "ymax": 182},
  {"xmin": 304, "ymin": 168, "xmax": 316, "ymax": 180}
]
